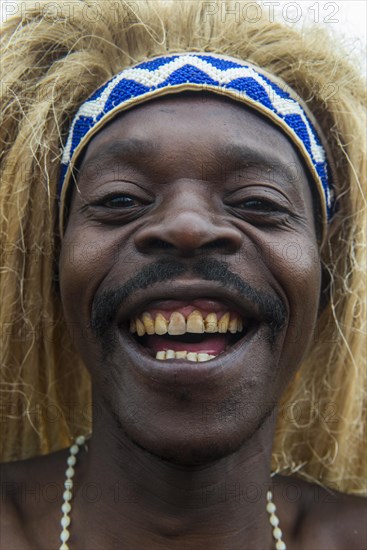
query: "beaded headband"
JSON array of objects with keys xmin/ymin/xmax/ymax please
[{"xmin": 59, "ymin": 53, "xmax": 335, "ymax": 232}]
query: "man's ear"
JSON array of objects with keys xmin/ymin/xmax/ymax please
[
  {"xmin": 318, "ymin": 263, "xmax": 331, "ymax": 315},
  {"xmin": 52, "ymin": 249, "xmax": 61, "ymax": 294},
  {"xmin": 54, "ymin": 171, "xmax": 77, "ymax": 293},
  {"xmin": 52, "ymin": 221, "xmax": 62, "ymax": 294},
  {"xmin": 317, "ymin": 214, "xmax": 340, "ymax": 316}
]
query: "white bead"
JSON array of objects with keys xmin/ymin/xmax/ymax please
[
  {"xmin": 61, "ymin": 502, "xmax": 71, "ymax": 514},
  {"xmin": 67, "ymin": 455, "xmax": 76, "ymax": 467},
  {"xmin": 64, "ymin": 479, "xmax": 73, "ymax": 490},
  {"xmin": 60, "ymin": 529, "xmax": 70, "ymax": 542},
  {"xmin": 76, "ymin": 435, "xmax": 86, "ymax": 445},
  {"xmin": 266, "ymin": 487, "xmax": 287, "ymax": 547},
  {"xmin": 270, "ymin": 513, "xmax": 279, "ymax": 527},
  {"xmin": 273, "ymin": 527, "xmax": 283, "ymax": 539},
  {"xmin": 69, "ymin": 444, "xmax": 79, "ymax": 455},
  {"xmin": 66, "ymin": 467, "xmax": 75, "ymax": 479},
  {"xmin": 59, "ymin": 436, "xmax": 91, "ymax": 548},
  {"xmin": 61, "ymin": 515, "xmax": 71, "ymax": 528},
  {"xmin": 63, "ymin": 489, "xmax": 72, "ymax": 501}
]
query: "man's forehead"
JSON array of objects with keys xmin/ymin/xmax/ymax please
[{"xmin": 79, "ymin": 94, "xmax": 302, "ymax": 173}]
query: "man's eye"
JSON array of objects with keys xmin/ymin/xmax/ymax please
[
  {"xmin": 238, "ymin": 199, "xmax": 286, "ymax": 213},
  {"xmin": 102, "ymin": 195, "xmax": 141, "ymax": 208}
]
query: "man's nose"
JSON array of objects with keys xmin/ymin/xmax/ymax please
[{"xmin": 134, "ymin": 202, "xmax": 243, "ymax": 257}]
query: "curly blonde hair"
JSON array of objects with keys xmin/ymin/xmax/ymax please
[{"xmin": 0, "ymin": 0, "xmax": 366, "ymax": 495}]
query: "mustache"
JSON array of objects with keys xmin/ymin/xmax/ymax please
[{"xmin": 91, "ymin": 258, "xmax": 287, "ymax": 341}]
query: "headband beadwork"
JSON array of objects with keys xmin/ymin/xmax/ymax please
[{"xmin": 59, "ymin": 53, "xmax": 335, "ymax": 229}]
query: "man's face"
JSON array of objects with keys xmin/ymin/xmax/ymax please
[{"xmin": 59, "ymin": 95, "xmax": 321, "ymax": 465}]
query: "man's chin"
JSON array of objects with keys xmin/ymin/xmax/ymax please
[
  {"xmin": 122, "ymin": 428, "xmax": 252, "ymax": 467},
  {"xmin": 105, "ymin": 397, "xmax": 277, "ymax": 469}
]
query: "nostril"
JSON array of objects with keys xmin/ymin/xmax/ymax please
[
  {"xmin": 200, "ymin": 238, "xmax": 241, "ymax": 255},
  {"xmin": 146, "ymin": 238, "xmax": 176, "ymax": 250},
  {"xmin": 203, "ymin": 238, "xmax": 233, "ymax": 250},
  {"xmin": 139, "ymin": 237, "xmax": 240, "ymax": 255}
]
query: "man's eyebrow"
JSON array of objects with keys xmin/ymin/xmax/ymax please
[
  {"xmin": 80, "ymin": 138, "xmax": 161, "ymax": 170},
  {"xmin": 220, "ymin": 143, "xmax": 292, "ymax": 170},
  {"xmin": 214, "ymin": 142, "xmax": 305, "ymax": 188}
]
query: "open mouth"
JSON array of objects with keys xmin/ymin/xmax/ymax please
[{"xmin": 125, "ymin": 300, "xmax": 255, "ymax": 362}]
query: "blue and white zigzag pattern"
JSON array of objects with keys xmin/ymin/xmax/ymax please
[{"xmin": 60, "ymin": 54, "xmax": 334, "ymax": 218}]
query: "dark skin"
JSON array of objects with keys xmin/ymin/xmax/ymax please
[{"xmin": 1, "ymin": 95, "xmax": 366, "ymax": 549}]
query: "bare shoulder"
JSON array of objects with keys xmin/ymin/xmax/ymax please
[
  {"xmin": 306, "ymin": 482, "xmax": 367, "ymax": 550},
  {"xmin": 0, "ymin": 448, "xmax": 68, "ymax": 550},
  {"xmin": 276, "ymin": 475, "xmax": 367, "ymax": 550}
]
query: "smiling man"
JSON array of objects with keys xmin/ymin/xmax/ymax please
[{"xmin": 0, "ymin": 1, "xmax": 366, "ymax": 549}]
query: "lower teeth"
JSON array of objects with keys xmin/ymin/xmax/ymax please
[{"xmin": 156, "ymin": 350, "xmax": 216, "ymax": 362}]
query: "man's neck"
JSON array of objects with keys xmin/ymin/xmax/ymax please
[{"xmin": 71, "ymin": 405, "xmax": 277, "ymax": 549}]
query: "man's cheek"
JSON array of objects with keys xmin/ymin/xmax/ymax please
[
  {"xmin": 285, "ymin": 280, "xmax": 321, "ymax": 361},
  {"xmin": 58, "ymin": 238, "xmax": 105, "ymax": 324},
  {"xmin": 272, "ymin": 238, "xmax": 321, "ymax": 307},
  {"xmin": 268, "ymin": 242, "xmax": 321, "ymax": 358},
  {"xmin": 290, "ymin": 253, "xmax": 321, "ymax": 321}
]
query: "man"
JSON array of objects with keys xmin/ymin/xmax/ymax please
[{"xmin": 0, "ymin": 1, "xmax": 366, "ymax": 549}]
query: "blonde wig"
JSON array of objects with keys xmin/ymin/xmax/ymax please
[{"xmin": 0, "ymin": 0, "xmax": 366, "ymax": 495}]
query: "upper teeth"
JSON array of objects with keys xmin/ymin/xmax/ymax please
[{"xmin": 130, "ymin": 310, "xmax": 243, "ymax": 336}]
